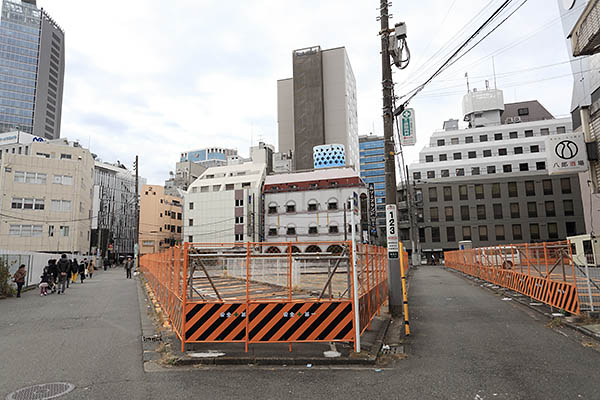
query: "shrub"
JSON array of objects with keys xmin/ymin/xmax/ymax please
[{"xmin": 0, "ymin": 258, "xmax": 16, "ymax": 298}]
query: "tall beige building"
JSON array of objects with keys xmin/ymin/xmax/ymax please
[
  {"xmin": 0, "ymin": 139, "xmax": 95, "ymax": 254},
  {"xmin": 139, "ymin": 185, "xmax": 183, "ymax": 255}
]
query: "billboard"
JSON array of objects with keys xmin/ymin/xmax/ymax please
[{"xmin": 546, "ymin": 132, "xmax": 589, "ymax": 175}]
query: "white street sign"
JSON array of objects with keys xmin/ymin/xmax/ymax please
[
  {"xmin": 400, "ymin": 108, "xmax": 416, "ymax": 146},
  {"xmin": 546, "ymin": 132, "xmax": 588, "ymax": 175},
  {"xmin": 386, "ymin": 205, "xmax": 399, "ymax": 259}
]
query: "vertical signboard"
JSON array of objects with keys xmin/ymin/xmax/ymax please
[
  {"xmin": 400, "ymin": 108, "xmax": 416, "ymax": 146},
  {"xmin": 386, "ymin": 205, "xmax": 399, "ymax": 259},
  {"xmin": 368, "ymin": 183, "xmax": 377, "ymax": 236}
]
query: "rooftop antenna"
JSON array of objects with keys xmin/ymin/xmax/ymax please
[
  {"xmin": 485, "ymin": 79, "xmax": 490, "ymax": 90},
  {"xmin": 465, "ymin": 72, "xmax": 470, "ymax": 93},
  {"xmin": 492, "ymin": 56, "xmax": 497, "ymax": 89}
]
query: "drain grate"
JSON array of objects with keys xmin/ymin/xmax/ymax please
[
  {"xmin": 381, "ymin": 345, "xmax": 404, "ymax": 355},
  {"xmin": 6, "ymin": 383, "xmax": 75, "ymax": 400}
]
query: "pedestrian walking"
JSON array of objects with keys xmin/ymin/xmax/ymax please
[
  {"xmin": 103, "ymin": 257, "xmax": 107, "ymax": 271},
  {"xmin": 39, "ymin": 267, "xmax": 51, "ymax": 296},
  {"xmin": 125, "ymin": 256, "xmax": 133, "ymax": 279},
  {"xmin": 47, "ymin": 259, "xmax": 58, "ymax": 293},
  {"xmin": 87, "ymin": 258, "xmax": 95, "ymax": 279},
  {"xmin": 56, "ymin": 254, "xmax": 70, "ymax": 294},
  {"xmin": 12, "ymin": 264, "xmax": 26, "ymax": 298},
  {"xmin": 79, "ymin": 259, "xmax": 86, "ymax": 283},
  {"xmin": 70, "ymin": 259, "xmax": 78, "ymax": 285}
]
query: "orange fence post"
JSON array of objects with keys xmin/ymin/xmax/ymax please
[
  {"xmin": 366, "ymin": 245, "xmax": 371, "ymax": 329},
  {"xmin": 181, "ymin": 242, "xmax": 189, "ymax": 353},
  {"xmin": 543, "ymin": 242, "xmax": 549, "ymax": 280},
  {"xmin": 245, "ymin": 242, "xmax": 251, "ymax": 353}
]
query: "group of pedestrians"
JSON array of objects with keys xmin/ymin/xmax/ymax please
[{"xmin": 12, "ymin": 254, "xmax": 135, "ymax": 298}]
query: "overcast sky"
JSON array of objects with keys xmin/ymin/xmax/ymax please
[{"xmin": 41, "ymin": 0, "xmax": 579, "ymax": 184}]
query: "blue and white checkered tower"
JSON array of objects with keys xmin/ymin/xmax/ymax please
[{"xmin": 313, "ymin": 144, "xmax": 346, "ymax": 169}]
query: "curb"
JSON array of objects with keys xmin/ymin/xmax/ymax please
[{"xmin": 446, "ymin": 267, "xmax": 600, "ymax": 343}]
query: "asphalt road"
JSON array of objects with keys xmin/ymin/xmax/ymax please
[{"xmin": 1, "ymin": 265, "xmax": 599, "ymax": 400}]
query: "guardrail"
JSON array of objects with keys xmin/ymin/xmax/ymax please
[
  {"xmin": 140, "ymin": 241, "xmax": 397, "ymax": 352},
  {"xmin": 445, "ymin": 241, "xmax": 584, "ymax": 315}
]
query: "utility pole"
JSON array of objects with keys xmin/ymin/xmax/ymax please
[
  {"xmin": 134, "ymin": 155, "xmax": 139, "ymax": 269},
  {"xmin": 380, "ymin": 0, "xmax": 402, "ymax": 317}
]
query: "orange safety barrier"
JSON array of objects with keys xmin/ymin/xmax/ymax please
[
  {"xmin": 139, "ymin": 241, "xmax": 390, "ymax": 352},
  {"xmin": 445, "ymin": 241, "xmax": 581, "ymax": 315}
]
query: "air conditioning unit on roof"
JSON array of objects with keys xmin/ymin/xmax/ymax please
[
  {"xmin": 513, "ymin": 116, "xmax": 522, "ymax": 123},
  {"xmin": 505, "ymin": 117, "xmax": 514, "ymax": 124}
]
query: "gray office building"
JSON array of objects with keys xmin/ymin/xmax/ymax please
[
  {"xmin": 400, "ymin": 88, "xmax": 586, "ymax": 261},
  {"xmin": 0, "ymin": 0, "xmax": 64, "ymax": 139}
]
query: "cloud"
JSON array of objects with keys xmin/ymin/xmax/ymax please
[{"xmin": 40, "ymin": 0, "xmax": 575, "ymax": 183}]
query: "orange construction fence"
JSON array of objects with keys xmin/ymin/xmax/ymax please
[
  {"xmin": 445, "ymin": 241, "xmax": 582, "ymax": 315},
  {"xmin": 140, "ymin": 241, "xmax": 394, "ymax": 352}
]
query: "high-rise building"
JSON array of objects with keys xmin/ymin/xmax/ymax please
[
  {"xmin": 139, "ymin": 185, "xmax": 183, "ymax": 255},
  {"xmin": 0, "ymin": 0, "xmax": 65, "ymax": 139},
  {"xmin": 277, "ymin": 46, "xmax": 359, "ymax": 171},
  {"xmin": 358, "ymin": 135, "xmax": 386, "ymax": 241}
]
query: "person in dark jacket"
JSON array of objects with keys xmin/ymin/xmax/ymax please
[
  {"xmin": 78, "ymin": 259, "xmax": 86, "ymax": 283},
  {"xmin": 70, "ymin": 259, "xmax": 78, "ymax": 285},
  {"xmin": 56, "ymin": 254, "xmax": 70, "ymax": 294},
  {"xmin": 47, "ymin": 259, "xmax": 58, "ymax": 290},
  {"xmin": 39, "ymin": 267, "xmax": 51, "ymax": 296},
  {"xmin": 12, "ymin": 264, "xmax": 26, "ymax": 298}
]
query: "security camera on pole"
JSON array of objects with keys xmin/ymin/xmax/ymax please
[{"xmin": 379, "ymin": 0, "xmax": 410, "ymax": 317}]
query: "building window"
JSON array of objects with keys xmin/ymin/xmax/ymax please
[
  {"xmin": 510, "ymin": 203, "xmax": 520, "ymax": 218},
  {"xmin": 477, "ymin": 204, "xmax": 486, "ymax": 220},
  {"xmin": 503, "ymin": 164, "xmax": 512, "ymax": 173},
  {"xmin": 480, "ymin": 135, "xmax": 488, "ymax": 142},
  {"xmin": 541, "ymin": 128, "xmax": 549, "ymax": 136},
  {"xmin": 308, "ymin": 225, "xmax": 318, "ymax": 235},
  {"xmin": 509, "ymin": 131, "xmax": 518, "ymax": 139},
  {"xmin": 48, "ymin": 225, "xmax": 54, "ymax": 237},
  {"xmin": 413, "ymin": 172, "xmax": 421, "ymax": 180},
  {"xmin": 456, "ymin": 168, "xmax": 465, "ymax": 176},
  {"xmin": 465, "ymin": 136, "xmax": 473, "ymax": 143},
  {"xmin": 557, "ymin": 126, "xmax": 566, "ymax": 134},
  {"xmin": 495, "ymin": 225, "xmax": 505, "ymax": 240},
  {"xmin": 483, "ymin": 149, "xmax": 492, "ymax": 157},
  {"xmin": 430, "ymin": 207, "xmax": 439, "ymax": 222},
  {"xmin": 519, "ymin": 163, "xmax": 529, "ymax": 171},
  {"xmin": 564, "ymin": 199, "xmax": 574, "ymax": 216},
  {"xmin": 242, "ymin": 182, "xmax": 251, "ymax": 188},
  {"xmin": 542, "ymin": 179, "xmax": 553, "ymax": 195},
  {"xmin": 487, "ymin": 166, "xmax": 496, "ymax": 174},
  {"xmin": 235, "ymin": 216, "xmax": 244, "ymax": 224},
  {"xmin": 50, "ymin": 200, "xmax": 71, "ymax": 212},
  {"xmin": 512, "ymin": 224, "xmax": 523, "ymax": 240},
  {"xmin": 518, "ymin": 107, "xmax": 529, "ymax": 116},
  {"xmin": 328, "ymin": 225, "xmax": 339, "ymax": 234},
  {"xmin": 459, "ymin": 185, "xmax": 468, "ymax": 200},
  {"xmin": 427, "ymin": 170, "xmax": 435, "ymax": 179},
  {"xmin": 472, "ymin": 167, "xmax": 480, "ymax": 175},
  {"xmin": 9, "ymin": 225, "xmax": 42, "ymax": 237},
  {"xmin": 545, "ymin": 201, "xmax": 555, "ymax": 217},
  {"xmin": 490, "ymin": 183, "xmax": 500, "ymax": 198},
  {"xmin": 287, "ymin": 202, "xmax": 297, "ymax": 213},
  {"xmin": 514, "ymin": 147, "xmax": 523, "ymax": 154},
  {"xmin": 189, "ymin": 202, "xmax": 194, "ymax": 210},
  {"xmin": 453, "ymin": 152, "xmax": 462, "ymax": 160},
  {"xmin": 188, "ymin": 235, "xmax": 193, "ymax": 242},
  {"xmin": 530, "ymin": 223, "xmax": 540, "ymax": 240},
  {"xmin": 508, "ymin": 182, "xmax": 518, "ymax": 197},
  {"xmin": 188, "ymin": 219, "xmax": 193, "ymax": 226},
  {"xmin": 530, "ymin": 145, "xmax": 540, "ymax": 153},
  {"xmin": 419, "ymin": 228, "xmax": 425, "ymax": 242},
  {"xmin": 493, "ymin": 133, "xmax": 502, "ymax": 141},
  {"xmin": 527, "ymin": 202, "xmax": 537, "ymax": 218},
  {"xmin": 524, "ymin": 130, "xmax": 534, "ymax": 137},
  {"xmin": 431, "ymin": 227, "xmax": 440, "ymax": 242},
  {"xmin": 269, "ymin": 228, "xmax": 278, "ymax": 236},
  {"xmin": 52, "ymin": 174, "xmax": 71, "ymax": 185},
  {"xmin": 437, "ymin": 139, "xmax": 445, "ymax": 146},
  {"xmin": 560, "ymin": 178, "xmax": 572, "ymax": 194},
  {"xmin": 499, "ymin": 148, "xmax": 507, "ymax": 156},
  {"xmin": 439, "ymin": 154, "xmax": 448, "ymax": 161},
  {"xmin": 548, "ymin": 223, "xmax": 558, "ymax": 239},
  {"xmin": 468, "ymin": 151, "xmax": 476, "ymax": 159},
  {"xmin": 428, "ymin": 187, "xmax": 437, "ymax": 202},
  {"xmin": 443, "ymin": 186, "xmax": 452, "ymax": 201},
  {"xmin": 479, "ymin": 226, "xmax": 488, "ymax": 241},
  {"xmin": 566, "ymin": 221, "xmax": 577, "ymax": 236},
  {"xmin": 60, "ymin": 226, "xmax": 69, "ymax": 237},
  {"xmin": 525, "ymin": 181, "xmax": 535, "ymax": 196},
  {"xmin": 475, "ymin": 184, "xmax": 484, "ymax": 200},
  {"xmin": 425, "ymin": 155, "xmax": 434, "ymax": 162},
  {"xmin": 462, "ymin": 226, "xmax": 472, "ymax": 240},
  {"xmin": 235, "ymin": 233, "xmax": 244, "ymax": 241},
  {"xmin": 286, "ymin": 226, "xmax": 296, "ymax": 235},
  {"xmin": 441, "ymin": 169, "xmax": 450, "ymax": 177},
  {"xmin": 493, "ymin": 204, "xmax": 503, "ymax": 219},
  {"xmin": 461, "ymin": 205, "xmax": 470, "ymax": 221},
  {"xmin": 445, "ymin": 206, "xmax": 454, "ymax": 221},
  {"xmin": 178, "ymin": 213, "xmax": 182, "ymax": 220},
  {"xmin": 327, "ymin": 200, "xmax": 338, "ymax": 210},
  {"xmin": 308, "ymin": 201, "xmax": 318, "ymax": 211},
  {"xmin": 268, "ymin": 204, "xmax": 277, "ymax": 214},
  {"xmin": 451, "ymin": 137, "xmax": 459, "ymax": 145},
  {"xmin": 447, "ymin": 227, "xmax": 456, "ymax": 242}
]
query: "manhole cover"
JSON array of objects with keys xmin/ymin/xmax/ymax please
[
  {"xmin": 6, "ymin": 383, "xmax": 75, "ymax": 400},
  {"xmin": 381, "ymin": 345, "xmax": 404, "ymax": 355}
]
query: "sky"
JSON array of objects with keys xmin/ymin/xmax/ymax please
[{"xmin": 40, "ymin": 0, "xmax": 580, "ymax": 184}]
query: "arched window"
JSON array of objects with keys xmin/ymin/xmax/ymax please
[
  {"xmin": 308, "ymin": 223, "xmax": 318, "ymax": 235},
  {"xmin": 327, "ymin": 197, "xmax": 338, "ymax": 211},
  {"xmin": 286, "ymin": 224, "xmax": 296, "ymax": 235},
  {"xmin": 290, "ymin": 246, "xmax": 301, "ymax": 253},
  {"xmin": 286, "ymin": 200, "xmax": 296, "ymax": 213},
  {"xmin": 307, "ymin": 199, "xmax": 318, "ymax": 212},
  {"xmin": 328, "ymin": 223, "xmax": 339, "ymax": 234},
  {"xmin": 326, "ymin": 245, "xmax": 344, "ymax": 254},
  {"xmin": 266, "ymin": 246, "xmax": 281, "ymax": 254},
  {"xmin": 268, "ymin": 202, "xmax": 278, "ymax": 215},
  {"xmin": 305, "ymin": 245, "xmax": 322, "ymax": 253},
  {"xmin": 268, "ymin": 226, "xmax": 278, "ymax": 237}
]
